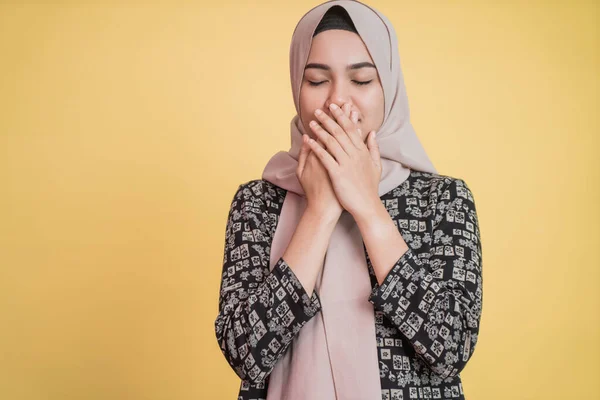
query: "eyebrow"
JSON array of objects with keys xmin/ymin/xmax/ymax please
[{"xmin": 304, "ymin": 62, "xmax": 376, "ymax": 71}]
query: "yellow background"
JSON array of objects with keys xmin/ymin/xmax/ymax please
[{"xmin": 1, "ymin": 1, "xmax": 598, "ymax": 399}]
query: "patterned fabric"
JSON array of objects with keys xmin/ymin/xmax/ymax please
[{"xmin": 214, "ymin": 169, "xmax": 483, "ymax": 400}]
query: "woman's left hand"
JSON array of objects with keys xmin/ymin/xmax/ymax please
[{"xmin": 306, "ymin": 102, "xmax": 382, "ymax": 218}]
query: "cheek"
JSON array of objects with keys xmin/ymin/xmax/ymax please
[
  {"xmin": 359, "ymin": 87, "xmax": 384, "ymax": 120},
  {"xmin": 299, "ymin": 93, "xmax": 319, "ymax": 125}
]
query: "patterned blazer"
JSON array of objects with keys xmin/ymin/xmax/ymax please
[{"xmin": 215, "ymin": 170, "xmax": 483, "ymax": 400}]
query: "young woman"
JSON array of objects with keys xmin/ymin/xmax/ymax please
[{"xmin": 214, "ymin": 1, "xmax": 483, "ymax": 399}]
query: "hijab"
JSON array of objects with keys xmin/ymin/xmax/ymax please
[{"xmin": 261, "ymin": 1, "xmax": 437, "ymax": 398}]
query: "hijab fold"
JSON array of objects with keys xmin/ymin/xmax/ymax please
[{"xmin": 261, "ymin": 1, "xmax": 437, "ymax": 398}]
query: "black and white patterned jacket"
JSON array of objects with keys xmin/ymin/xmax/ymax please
[{"xmin": 214, "ymin": 169, "xmax": 483, "ymax": 400}]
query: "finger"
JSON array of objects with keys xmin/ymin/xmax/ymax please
[
  {"xmin": 345, "ymin": 104, "xmax": 361, "ymax": 137},
  {"xmin": 314, "ymin": 105, "xmax": 356, "ymax": 156},
  {"xmin": 329, "ymin": 103, "xmax": 363, "ymax": 149},
  {"xmin": 346, "ymin": 105, "xmax": 359, "ymax": 126},
  {"xmin": 306, "ymin": 136, "xmax": 339, "ymax": 175},
  {"xmin": 309, "ymin": 119, "xmax": 347, "ymax": 164},
  {"xmin": 343, "ymin": 103, "xmax": 352, "ymax": 119}
]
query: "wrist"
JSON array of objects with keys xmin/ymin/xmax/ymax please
[
  {"xmin": 305, "ymin": 205, "xmax": 341, "ymax": 226},
  {"xmin": 352, "ymin": 198, "xmax": 386, "ymax": 227}
]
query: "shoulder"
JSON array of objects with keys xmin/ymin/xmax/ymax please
[
  {"xmin": 228, "ymin": 179, "xmax": 288, "ymax": 235},
  {"xmin": 403, "ymin": 170, "xmax": 478, "ymax": 225},
  {"xmin": 232, "ymin": 179, "xmax": 287, "ymax": 210},
  {"xmin": 408, "ymin": 171, "xmax": 479, "ymax": 236},
  {"xmin": 407, "ymin": 170, "xmax": 475, "ymax": 203}
]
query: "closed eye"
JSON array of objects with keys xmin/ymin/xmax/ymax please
[{"xmin": 308, "ymin": 80, "xmax": 373, "ymax": 86}]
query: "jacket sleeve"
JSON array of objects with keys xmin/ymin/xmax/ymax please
[
  {"xmin": 367, "ymin": 178, "xmax": 483, "ymax": 379},
  {"xmin": 214, "ymin": 182, "xmax": 322, "ymax": 385}
]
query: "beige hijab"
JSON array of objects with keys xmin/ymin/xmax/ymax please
[{"xmin": 261, "ymin": 1, "xmax": 437, "ymax": 398}]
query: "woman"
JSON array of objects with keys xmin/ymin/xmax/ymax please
[{"xmin": 214, "ymin": 1, "xmax": 483, "ymax": 399}]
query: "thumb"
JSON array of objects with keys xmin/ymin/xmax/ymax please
[
  {"xmin": 367, "ymin": 131, "xmax": 381, "ymax": 168},
  {"xmin": 297, "ymin": 134, "xmax": 310, "ymax": 178}
]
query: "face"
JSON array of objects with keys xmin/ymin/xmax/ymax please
[{"xmin": 299, "ymin": 29, "xmax": 385, "ymax": 143}]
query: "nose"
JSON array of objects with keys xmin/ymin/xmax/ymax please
[{"xmin": 325, "ymin": 83, "xmax": 352, "ymax": 112}]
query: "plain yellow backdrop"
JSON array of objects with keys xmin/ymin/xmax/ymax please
[{"xmin": 0, "ymin": 1, "xmax": 598, "ymax": 399}]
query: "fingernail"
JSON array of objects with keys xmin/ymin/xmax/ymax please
[{"xmin": 329, "ymin": 103, "xmax": 338, "ymax": 110}]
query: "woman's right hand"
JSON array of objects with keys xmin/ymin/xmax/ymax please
[
  {"xmin": 296, "ymin": 104, "xmax": 354, "ymax": 220},
  {"xmin": 297, "ymin": 134, "xmax": 343, "ymax": 219}
]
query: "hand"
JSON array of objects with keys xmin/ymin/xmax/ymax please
[
  {"xmin": 305, "ymin": 102, "xmax": 382, "ymax": 218},
  {"xmin": 296, "ymin": 106, "xmax": 355, "ymax": 220}
]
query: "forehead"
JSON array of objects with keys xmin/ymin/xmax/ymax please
[{"xmin": 306, "ymin": 30, "xmax": 373, "ymax": 65}]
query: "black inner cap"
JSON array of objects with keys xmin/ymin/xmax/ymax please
[{"xmin": 313, "ymin": 5, "xmax": 358, "ymax": 37}]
